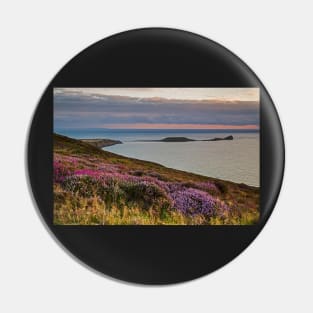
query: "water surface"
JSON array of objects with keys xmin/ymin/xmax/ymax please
[{"xmin": 56, "ymin": 129, "xmax": 260, "ymax": 186}]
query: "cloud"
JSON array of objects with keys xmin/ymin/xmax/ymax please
[
  {"xmin": 54, "ymin": 87, "xmax": 259, "ymax": 102},
  {"xmin": 54, "ymin": 91, "xmax": 259, "ymax": 129}
]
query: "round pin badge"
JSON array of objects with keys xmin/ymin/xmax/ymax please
[{"xmin": 27, "ymin": 28, "xmax": 284, "ymax": 284}]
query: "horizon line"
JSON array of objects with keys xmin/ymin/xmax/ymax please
[
  {"xmin": 55, "ymin": 123, "xmax": 258, "ymax": 131},
  {"xmin": 54, "ymin": 127, "xmax": 260, "ymax": 131}
]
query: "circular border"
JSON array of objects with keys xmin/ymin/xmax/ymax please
[{"xmin": 27, "ymin": 28, "xmax": 285, "ymax": 284}]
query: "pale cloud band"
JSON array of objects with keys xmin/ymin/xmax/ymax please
[{"xmin": 54, "ymin": 87, "xmax": 259, "ymax": 102}]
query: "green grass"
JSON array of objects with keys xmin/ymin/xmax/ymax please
[{"xmin": 53, "ymin": 133, "xmax": 260, "ymax": 225}]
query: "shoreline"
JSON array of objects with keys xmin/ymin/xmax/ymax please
[
  {"xmin": 80, "ymin": 135, "xmax": 234, "ymax": 148},
  {"xmin": 103, "ymin": 141, "xmax": 259, "ymax": 188},
  {"xmin": 80, "ymin": 138, "xmax": 122, "ymax": 148},
  {"xmin": 103, "ymin": 149, "xmax": 260, "ymax": 189},
  {"xmin": 53, "ymin": 133, "xmax": 260, "ymax": 225},
  {"xmin": 133, "ymin": 135, "xmax": 234, "ymax": 142},
  {"xmin": 64, "ymin": 134, "xmax": 258, "ymax": 187}
]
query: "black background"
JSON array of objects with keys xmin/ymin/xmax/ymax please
[{"xmin": 27, "ymin": 28, "xmax": 284, "ymax": 284}]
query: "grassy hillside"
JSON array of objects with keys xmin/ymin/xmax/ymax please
[{"xmin": 53, "ymin": 133, "xmax": 259, "ymax": 225}]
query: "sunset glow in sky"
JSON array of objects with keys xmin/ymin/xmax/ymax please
[{"xmin": 54, "ymin": 88, "xmax": 259, "ymax": 130}]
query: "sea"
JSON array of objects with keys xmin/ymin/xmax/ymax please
[{"xmin": 55, "ymin": 128, "xmax": 260, "ymax": 187}]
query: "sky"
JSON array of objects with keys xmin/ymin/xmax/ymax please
[{"xmin": 54, "ymin": 88, "xmax": 259, "ymax": 130}]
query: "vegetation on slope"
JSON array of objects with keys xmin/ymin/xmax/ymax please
[{"xmin": 53, "ymin": 133, "xmax": 259, "ymax": 225}]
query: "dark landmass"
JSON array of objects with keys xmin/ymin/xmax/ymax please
[
  {"xmin": 204, "ymin": 135, "xmax": 234, "ymax": 141},
  {"xmin": 79, "ymin": 136, "xmax": 233, "ymax": 147},
  {"xmin": 137, "ymin": 135, "xmax": 234, "ymax": 142},
  {"xmin": 160, "ymin": 137, "xmax": 195, "ymax": 142},
  {"xmin": 80, "ymin": 138, "xmax": 122, "ymax": 148}
]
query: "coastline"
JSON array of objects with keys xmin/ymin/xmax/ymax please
[
  {"xmin": 133, "ymin": 135, "xmax": 234, "ymax": 142},
  {"xmin": 78, "ymin": 134, "xmax": 259, "ymax": 187},
  {"xmin": 80, "ymin": 138, "xmax": 122, "ymax": 148},
  {"xmin": 53, "ymin": 133, "xmax": 259, "ymax": 225},
  {"xmin": 80, "ymin": 135, "xmax": 234, "ymax": 148}
]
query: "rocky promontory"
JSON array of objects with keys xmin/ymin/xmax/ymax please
[
  {"xmin": 80, "ymin": 138, "xmax": 122, "ymax": 148},
  {"xmin": 137, "ymin": 135, "xmax": 234, "ymax": 142},
  {"xmin": 204, "ymin": 135, "xmax": 233, "ymax": 141}
]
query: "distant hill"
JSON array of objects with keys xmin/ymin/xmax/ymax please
[
  {"xmin": 81, "ymin": 138, "xmax": 122, "ymax": 148},
  {"xmin": 161, "ymin": 137, "xmax": 195, "ymax": 142},
  {"xmin": 137, "ymin": 135, "xmax": 234, "ymax": 142}
]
